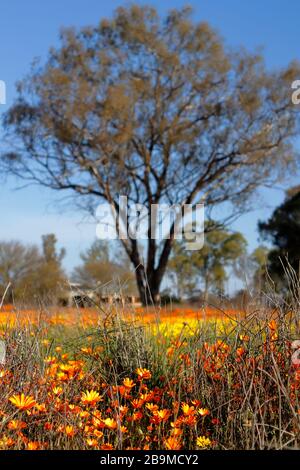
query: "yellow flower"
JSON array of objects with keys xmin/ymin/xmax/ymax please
[
  {"xmin": 123, "ymin": 378, "xmax": 135, "ymax": 389},
  {"xmin": 86, "ymin": 438, "xmax": 98, "ymax": 448},
  {"xmin": 196, "ymin": 436, "xmax": 212, "ymax": 448},
  {"xmin": 65, "ymin": 425, "xmax": 76, "ymax": 437},
  {"xmin": 136, "ymin": 368, "xmax": 152, "ymax": 380},
  {"xmin": 9, "ymin": 393, "xmax": 36, "ymax": 411},
  {"xmin": 155, "ymin": 409, "xmax": 171, "ymax": 422},
  {"xmin": 198, "ymin": 408, "xmax": 210, "ymax": 417},
  {"xmin": 104, "ymin": 418, "xmax": 117, "ymax": 430},
  {"xmin": 146, "ymin": 403, "xmax": 159, "ymax": 413},
  {"xmin": 81, "ymin": 390, "xmax": 102, "ymax": 406},
  {"xmin": 27, "ymin": 441, "xmax": 40, "ymax": 450},
  {"xmin": 51, "ymin": 386, "xmax": 63, "ymax": 396},
  {"xmin": 181, "ymin": 403, "xmax": 195, "ymax": 416}
]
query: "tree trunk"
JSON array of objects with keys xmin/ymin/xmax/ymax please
[
  {"xmin": 135, "ymin": 265, "xmax": 162, "ymax": 305},
  {"xmin": 127, "ymin": 222, "xmax": 176, "ymax": 306}
]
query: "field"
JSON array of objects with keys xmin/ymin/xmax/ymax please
[{"xmin": 0, "ymin": 303, "xmax": 299, "ymax": 450}]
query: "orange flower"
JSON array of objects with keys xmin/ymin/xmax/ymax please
[
  {"xmin": 181, "ymin": 403, "xmax": 195, "ymax": 416},
  {"xmin": 65, "ymin": 425, "xmax": 76, "ymax": 437},
  {"xmin": 131, "ymin": 398, "xmax": 144, "ymax": 409},
  {"xmin": 164, "ymin": 436, "xmax": 182, "ymax": 450},
  {"xmin": 81, "ymin": 390, "xmax": 102, "ymax": 406},
  {"xmin": 123, "ymin": 378, "xmax": 135, "ymax": 389},
  {"xmin": 100, "ymin": 443, "xmax": 114, "ymax": 450},
  {"xmin": 35, "ymin": 403, "xmax": 47, "ymax": 413},
  {"xmin": 239, "ymin": 334, "xmax": 250, "ymax": 342},
  {"xmin": 0, "ymin": 436, "xmax": 15, "ymax": 448},
  {"xmin": 81, "ymin": 347, "xmax": 93, "ymax": 355},
  {"xmin": 171, "ymin": 427, "xmax": 183, "ymax": 437},
  {"xmin": 268, "ymin": 319, "xmax": 277, "ymax": 331},
  {"xmin": 103, "ymin": 418, "xmax": 117, "ymax": 430},
  {"xmin": 146, "ymin": 403, "xmax": 159, "ymax": 413},
  {"xmin": 236, "ymin": 347, "xmax": 246, "ymax": 357},
  {"xmin": 44, "ymin": 356, "xmax": 57, "ymax": 364},
  {"xmin": 154, "ymin": 409, "xmax": 171, "ymax": 422},
  {"xmin": 8, "ymin": 420, "xmax": 27, "ymax": 431},
  {"xmin": 136, "ymin": 368, "xmax": 152, "ymax": 380},
  {"xmin": 198, "ymin": 408, "xmax": 210, "ymax": 417},
  {"xmin": 86, "ymin": 438, "xmax": 98, "ymax": 448},
  {"xmin": 27, "ymin": 441, "xmax": 40, "ymax": 450},
  {"xmin": 132, "ymin": 411, "xmax": 143, "ymax": 421},
  {"xmin": 9, "ymin": 394, "xmax": 36, "ymax": 411},
  {"xmin": 51, "ymin": 386, "xmax": 63, "ymax": 396}
]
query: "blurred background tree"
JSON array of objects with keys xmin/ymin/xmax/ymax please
[
  {"xmin": 73, "ymin": 240, "xmax": 136, "ymax": 295},
  {"xmin": 0, "ymin": 234, "xmax": 66, "ymax": 304},
  {"xmin": 168, "ymin": 222, "xmax": 247, "ymax": 301},
  {"xmin": 259, "ymin": 187, "xmax": 300, "ymax": 291}
]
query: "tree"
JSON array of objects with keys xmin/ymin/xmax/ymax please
[
  {"xmin": 0, "ymin": 235, "xmax": 66, "ymax": 304},
  {"xmin": 2, "ymin": 5, "xmax": 299, "ymax": 304},
  {"xmin": 168, "ymin": 224, "xmax": 247, "ymax": 300},
  {"xmin": 26, "ymin": 234, "xmax": 66, "ymax": 300},
  {"xmin": 259, "ymin": 188, "xmax": 300, "ymax": 289},
  {"xmin": 250, "ymin": 245, "xmax": 269, "ymax": 292},
  {"xmin": 167, "ymin": 242, "xmax": 198, "ymax": 299},
  {"xmin": 73, "ymin": 240, "xmax": 136, "ymax": 294}
]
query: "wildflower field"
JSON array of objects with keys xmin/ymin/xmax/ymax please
[{"xmin": 0, "ymin": 304, "xmax": 299, "ymax": 450}]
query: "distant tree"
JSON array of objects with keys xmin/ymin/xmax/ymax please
[
  {"xmin": 2, "ymin": 5, "xmax": 299, "ymax": 303},
  {"xmin": 73, "ymin": 240, "xmax": 136, "ymax": 295},
  {"xmin": 250, "ymin": 245, "xmax": 269, "ymax": 291},
  {"xmin": 25, "ymin": 234, "xmax": 66, "ymax": 300},
  {"xmin": 168, "ymin": 223, "xmax": 247, "ymax": 300},
  {"xmin": 167, "ymin": 242, "xmax": 198, "ymax": 299},
  {"xmin": 259, "ymin": 188, "xmax": 300, "ymax": 289},
  {"xmin": 0, "ymin": 241, "xmax": 40, "ymax": 302},
  {"xmin": 0, "ymin": 235, "xmax": 66, "ymax": 304}
]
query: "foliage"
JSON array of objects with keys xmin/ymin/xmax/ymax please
[
  {"xmin": 73, "ymin": 240, "xmax": 136, "ymax": 294},
  {"xmin": 0, "ymin": 234, "xmax": 66, "ymax": 303},
  {"xmin": 259, "ymin": 188, "xmax": 300, "ymax": 290},
  {"xmin": 168, "ymin": 223, "xmax": 247, "ymax": 299}
]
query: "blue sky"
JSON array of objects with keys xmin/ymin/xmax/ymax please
[{"xmin": 0, "ymin": 0, "xmax": 299, "ymax": 284}]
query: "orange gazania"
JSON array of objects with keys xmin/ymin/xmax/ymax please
[
  {"xmin": 9, "ymin": 393, "xmax": 36, "ymax": 411},
  {"xmin": 103, "ymin": 418, "xmax": 117, "ymax": 430},
  {"xmin": 164, "ymin": 436, "xmax": 182, "ymax": 450},
  {"xmin": 65, "ymin": 425, "xmax": 76, "ymax": 437},
  {"xmin": 7, "ymin": 420, "xmax": 27, "ymax": 431},
  {"xmin": 181, "ymin": 403, "xmax": 195, "ymax": 416},
  {"xmin": 100, "ymin": 443, "xmax": 114, "ymax": 450},
  {"xmin": 81, "ymin": 390, "xmax": 102, "ymax": 406},
  {"xmin": 123, "ymin": 378, "xmax": 135, "ymax": 389},
  {"xmin": 27, "ymin": 441, "xmax": 41, "ymax": 450},
  {"xmin": 198, "ymin": 408, "xmax": 210, "ymax": 417},
  {"xmin": 86, "ymin": 438, "xmax": 98, "ymax": 448},
  {"xmin": 154, "ymin": 409, "xmax": 172, "ymax": 422},
  {"xmin": 136, "ymin": 368, "xmax": 152, "ymax": 380}
]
